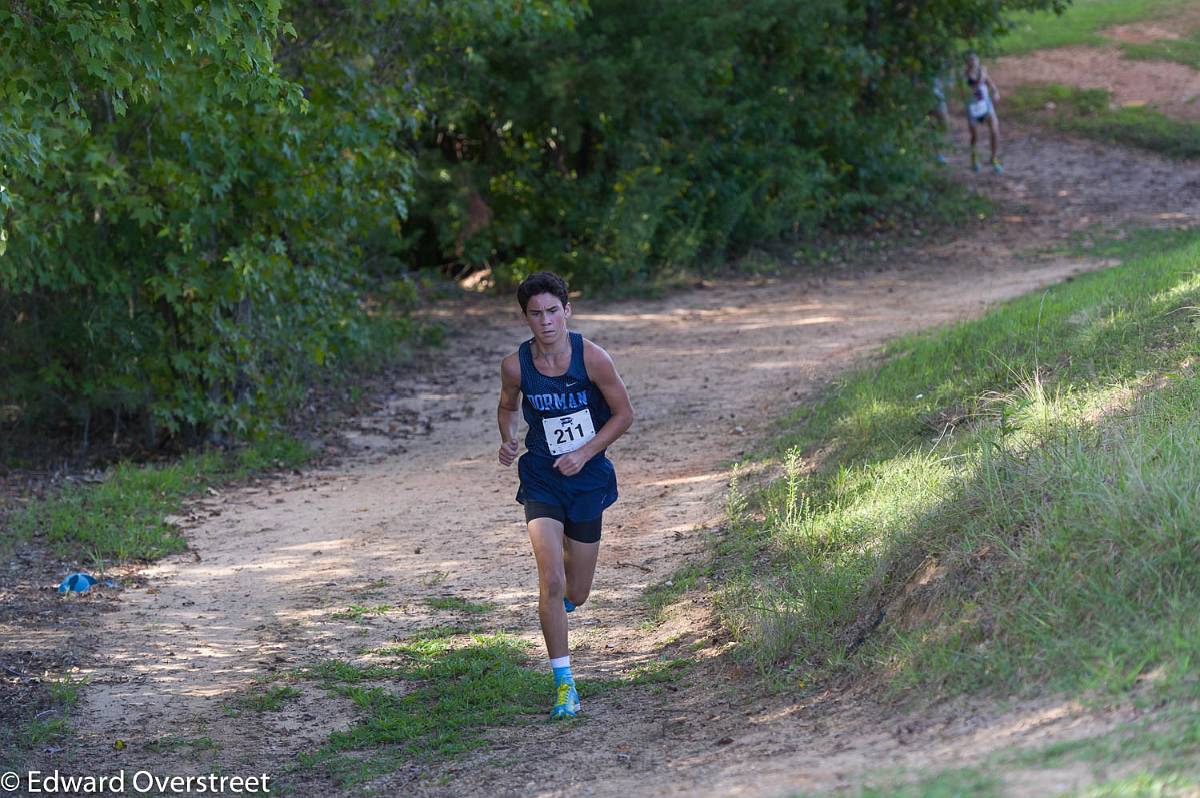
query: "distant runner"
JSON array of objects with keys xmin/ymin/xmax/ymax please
[
  {"xmin": 497, "ymin": 271, "xmax": 635, "ymax": 719},
  {"xmin": 964, "ymin": 51, "xmax": 1002, "ymax": 174}
]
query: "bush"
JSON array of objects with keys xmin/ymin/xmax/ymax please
[
  {"xmin": 0, "ymin": 1, "xmax": 1058, "ymax": 446},
  {"xmin": 404, "ymin": 0, "xmax": 1061, "ymax": 292},
  {"xmin": 0, "ymin": 1, "xmax": 578, "ymax": 445}
]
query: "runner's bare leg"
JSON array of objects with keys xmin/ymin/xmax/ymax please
[
  {"xmin": 564, "ymin": 537, "xmax": 600, "ymax": 608},
  {"xmin": 988, "ymin": 114, "xmax": 1001, "ymax": 163},
  {"xmin": 528, "ymin": 518, "xmax": 569, "ymax": 658}
]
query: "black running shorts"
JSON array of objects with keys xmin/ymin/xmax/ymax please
[{"xmin": 524, "ymin": 500, "xmax": 602, "ymax": 544}]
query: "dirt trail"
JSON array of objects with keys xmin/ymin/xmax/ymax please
[
  {"xmin": 993, "ymin": 44, "xmax": 1200, "ymax": 119},
  {"xmin": 993, "ymin": 10, "xmax": 1200, "ymax": 121},
  {"xmin": 42, "ymin": 129, "xmax": 1200, "ymax": 796}
]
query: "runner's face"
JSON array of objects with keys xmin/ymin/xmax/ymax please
[{"xmin": 524, "ymin": 292, "xmax": 571, "ymax": 347}]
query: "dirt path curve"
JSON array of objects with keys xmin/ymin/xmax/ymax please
[
  {"xmin": 991, "ymin": 9, "xmax": 1200, "ymax": 123},
  {"xmin": 59, "ymin": 129, "xmax": 1200, "ymax": 796}
]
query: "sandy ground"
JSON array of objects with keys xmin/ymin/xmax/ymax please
[
  {"xmin": 993, "ymin": 12, "xmax": 1200, "ymax": 120},
  {"xmin": 14, "ymin": 128, "xmax": 1200, "ymax": 798},
  {"xmin": 993, "ymin": 45, "xmax": 1200, "ymax": 119}
]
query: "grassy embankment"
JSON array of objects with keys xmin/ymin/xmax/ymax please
[
  {"xmin": 717, "ymin": 228, "xmax": 1200, "ymax": 793},
  {"xmin": 719, "ymin": 226, "xmax": 1200, "ymax": 692}
]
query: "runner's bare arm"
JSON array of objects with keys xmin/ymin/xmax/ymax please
[
  {"xmin": 553, "ymin": 340, "xmax": 634, "ymax": 476},
  {"xmin": 984, "ymin": 68, "xmax": 999, "ymax": 102},
  {"xmin": 498, "ymin": 354, "xmax": 522, "ymax": 466}
]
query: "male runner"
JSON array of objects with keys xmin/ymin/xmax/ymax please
[{"xmin": 497, "ymin": 271, "xmax": 634, "ymax": 719}]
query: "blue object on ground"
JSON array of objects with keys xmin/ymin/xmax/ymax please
[{"xmin": 58, "ymin": 573, "xmax": 98, "ymax": 594}]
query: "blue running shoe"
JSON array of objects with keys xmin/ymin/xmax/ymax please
[
  {"xmin": 550, "ymin": 682, "xmax": 580, "ymax": 720},
  {"xmin": 563, "ymin": 597, "xmax": 576, "ymax": 613},
  {"xmin": 991, "ymin": 159, "xmax": 1004, "ymax": 174}
]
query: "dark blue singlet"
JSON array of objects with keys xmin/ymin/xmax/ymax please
[{"xmin": 516, "ymin": 332, "xmax": 618, "ymax": 522}]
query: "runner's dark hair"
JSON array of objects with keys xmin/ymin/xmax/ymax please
[{"xmin": 517, "ymin": 272, "xmax": 570, "ymax": 314}]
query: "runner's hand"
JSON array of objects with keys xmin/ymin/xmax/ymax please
[
  {"xmin": 499, "ymin": 438, "xmax": 519, "ymax": 467},
  {"xmin": 553, "ymin": 451, "xmax": 587, "ymax": 477}
]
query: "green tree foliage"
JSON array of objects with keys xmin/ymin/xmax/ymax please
[
  {"xmin": 0, "ymin": 1, "xmax": 579, "ymax": 445},
  {"xmin": 407, "ymin": 0, "xmax": 1063, "ymax": 290},
  {"xmin": 0, "ymin": 0, "xmax": 1059, "ymax": 448},
  {"xmin": 1, "ymin": 1, "xmax": 301, "ymax": 442}
]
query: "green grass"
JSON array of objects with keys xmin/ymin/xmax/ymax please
[
  {"xmin": 643, "ymin": 562, "xmax": 706, "ymax": 623},
  {"xmin": 1074, "ymin": 774, "xmax": 1200, "ymax": 797},
  {"xmin": 998, "ymin": 0, "xmax": 1195, "ymax": 55},
  {"xmin": 227, "ymin": 433, "xmax": 311, "ymax": 475},
  {"xmin": 143, "ymin": 735, "xmax": 223, "ymax": 755},
  {"xmin": 330, "ymin": 604, "xmax": 395, "ymax": 621},
  {"xmin": 793, "ymin": 768, "xmax": 1003, "ymax": 798},
  {"xmin": 1006, "ymin": 83, "xmax": 1200, "ymax": 159},
  {"xmin": 299, "ymin": 630, "xmax": 691, "ymax": 785},
  {"xmin": 8, "ymin": 433, "xmax": 310, "ymax": 565},
  {"xmin": 298, "ymin": 633, "xmax": 550, "ymax": 785},
  {"xmin": 794, "ymin": 706, "xmax": 1200, "ymax": 798},
  {"xmin": 1013, "ymin": 709, "xmax": 1200, "ymax": 796},
  {"xmin": 15, "ymin": 718, "xmax": 72, "ymax": 748},
  {"xmin": 424, "ymin": 596, "xmax": 495, "ymax": 614},
  {"xmin": 1014, "ymin": 705, "xmax": 1200, "ymax": 773},
  {"xmin": 1122, "ymin": 27, "xmax": 1200, "ymax": 68},
  {"xmin": 626, "ymin": 658, "xmax": 692, "ymax": 684},
  {"xmin": 47, "ymin": 677, "xmax": 82, "ymax": 708},
  {"xmin": 716, "ymin": 226, "xmax": 1200, "ymax": 700},
  {"xmin": 405, "ymin": 624, "xmax": 474, "ymax": 639},
  {"xmin": 352, "ymin": 578, "xmax": 391, "ymax": 594},
  {"xmin": 1, "ymin": 675, "xmax": 85, "ymax": 768},
  {"xmin": 238, "ymin": 685, "xmax": 303, "ymax": 712}
]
